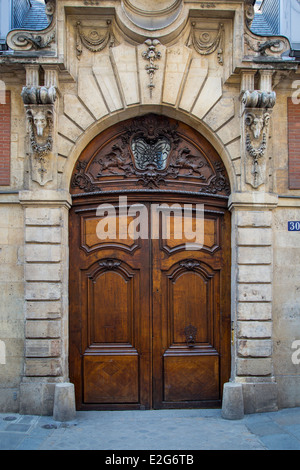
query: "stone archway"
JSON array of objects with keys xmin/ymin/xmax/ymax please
[{"xmin": 68, "ymin": 113, "xmax": 232, "ymax": 410}]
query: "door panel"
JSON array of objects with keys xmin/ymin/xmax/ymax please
[
  {"xmin": 163, "ymin": 355, "xmax": 219, "ymax": 402},
  {"xmin": 169, "ymin": 269, "xmax": 210, "ymax": 344},
  {"xmin": 83, "ymin": 355, "xmax": 139, "ymax": 403},
  {"xmin": 70, "ymin": 201, "xmax": 151, "ymax": 409},
  {"xmin": 89, "ymin": 268, "xmax": 133, "ymax": 344},
  {"xmin": 152, "ymin": 205, "xmax": 227, "ymax": 408}
]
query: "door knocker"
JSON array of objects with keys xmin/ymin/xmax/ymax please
[{"xmin": 184, "ymin": 324, "xmax": 197, "ymax": 347}]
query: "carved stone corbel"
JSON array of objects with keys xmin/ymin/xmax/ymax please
[
  {"xmin": 22, "ymin": 86, "xmax": 56, "ymax": 186},
  {"xmin": 241, "ymin": 90, "xmax": 275, "ymax": 189}
]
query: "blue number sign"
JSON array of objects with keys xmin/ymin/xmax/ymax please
[{"xmin": 288, "ymin": 222, "xmax": 300, "ymax": 231}]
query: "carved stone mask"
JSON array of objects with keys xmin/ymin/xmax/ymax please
[{"xmin": 33, "ymin": 111, "xmax": 47, "ymax": 137}]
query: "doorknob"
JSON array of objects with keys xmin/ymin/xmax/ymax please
[{"xmin": 184, "ymin": 324, "xmax": 197, "ymax": 347}]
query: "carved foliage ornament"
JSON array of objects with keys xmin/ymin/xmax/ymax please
[
  {"xmin": 71, "ymin": 115, "xmax": 230, "ymax": 195},
  {"xmin": 99, "ymin": 259, "xmax": 121, "ymax": 270},
  {"xmin": 142, "ymin": 39, "xmax": 162, "ymax": 98},
  {"xmin": 76, "ymin": 20, "xmax": 115, "ymax": 60}
]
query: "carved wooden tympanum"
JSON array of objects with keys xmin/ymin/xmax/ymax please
[{"xmin": 70, "ymin": 114, "xmax": 230, "ymax": 196}]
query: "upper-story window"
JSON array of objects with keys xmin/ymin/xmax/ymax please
[{"xmin": 0, "ymin": 0, "xmax": 49, "ymax": 50}]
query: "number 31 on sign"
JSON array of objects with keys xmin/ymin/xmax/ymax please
[{"xmin": 288, "ymin": 221, "xmax": 300, "ymax": 231}]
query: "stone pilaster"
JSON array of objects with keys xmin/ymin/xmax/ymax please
[
  {"xmin": 19, "ymin": 190, "xmax": 71, "ymax": 415},
  {"xmin": 229, "ymin": 192, "xmax": 278, "ymax": 414}
]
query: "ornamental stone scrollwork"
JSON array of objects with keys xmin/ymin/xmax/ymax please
[
  {"xmin": 243, "ymin": 0, "xmax": 290, "ymax": 60},
  {"xmin": 21, "ymin": 86, "xmax": 57, "ymax": 105},
  {"xmin": 22, "ymin": 85, "xmax": 57, "ymax": 186},
  {"xmin": 244, "ymin": 0, "xmax": 256, "ymax": 28},
  {"xmin": 187, "ymin": 22, "xmax": 225, "ymax": 65},
  {"xmin": 242, "ymin": 90, "xmax": 276, "ymax": 109},
  {"xmin": 242, "ymin": 90, "xmax": 276, "ymax": 189},
  {"xmin": 6, "ymin": 0, "xmax": 56, "ymax": 52},
  {"xmin": 244, "ymin": 33, "xmax": 290, "ymax": 59},
  {"xmin": 75, "ymin": 20, "xmax": 115, "ymax": 60}
]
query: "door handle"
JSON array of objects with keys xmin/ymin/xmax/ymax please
[{"xmin": 184, "ymin": 324, "xmax": 197, "ymax": 347}]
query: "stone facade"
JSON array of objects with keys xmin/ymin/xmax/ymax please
[{"xmin": 0, "ymin": 0, "xmax": 300, "ymax": 415}]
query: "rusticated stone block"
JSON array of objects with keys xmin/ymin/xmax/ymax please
[
  {"xmin": 25, "ymin": 320, "xmax": 61, "ymax": 339},
  {"xmin": 25, "ymin": 207, "xmax": 61, "ymax": 226},
  {"xmin": 25, "ymin": 226, "xmax": 61, "ymax": 244},
  {"xmin": 25, "ymin": 244, "xmax": 61, "ymax": 262},
  {"xmin": 26, "ymin": 301, "xmax": 61, "ymax": 320},
  {"xmin": 25, "ymin": 282, "xmax": 61, "ymax": 301},
  {"xmin": 237, "ymin": 228, "xmax": 272, "ymax": 246},
  {"xmin": 24, "ymin": 358, "xmax": 62, "ymax": 376},
  {"xmin": 237, "ymin": 321, "xmax": 272, "ymax": 339},
  {"xmin": 238, "ymin": 284, "xmax": 272, "ymax": 302},
  {"xmin": 238, "ymin": 339, "xmax": 272, "ymax": 357},
  {"xmin": 25, "ymin": 263, "xmax": 61, "ymax": 282},
  {"xmin": 237, "ymin": 302, "xmax": 272, "ymax": 321},
  {"xmin": 236, "ymin": 358, "xmax": 273, "ymax": 376},
  {"xmin": 25, "ymin": 339, "xmax": 61, "ymax": 357}
]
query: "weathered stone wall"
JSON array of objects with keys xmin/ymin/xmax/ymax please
[
  {"xmin": 273, "ymin": 203, "xmax": 300, "ymax": 408},
  {"xmin": 0, "ymin": 200, "xmax": 24, "ymax": 412}
]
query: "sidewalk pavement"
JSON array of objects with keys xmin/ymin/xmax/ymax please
[{"xmin": 1, "ymin": 407, "xmax": 300, "ymax": 451}]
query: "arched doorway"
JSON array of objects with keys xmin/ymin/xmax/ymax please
[{"xmin": 69, "ymin": 114, "xmax": 231, "ymax": 410}]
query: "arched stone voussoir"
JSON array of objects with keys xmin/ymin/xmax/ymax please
[{"xmin": 60, "ymin": 104, "xmax": 237, "ymax": 195}]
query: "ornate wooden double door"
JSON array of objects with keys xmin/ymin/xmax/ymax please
[{"xmin": 69, "ymin": 115, "xmax": 231, "ymax": 410}]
